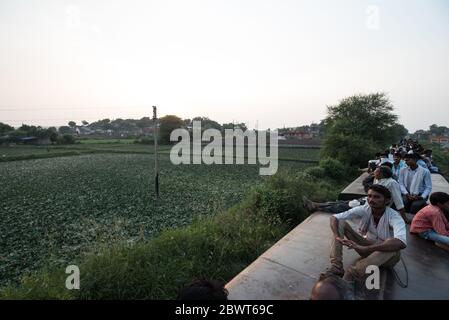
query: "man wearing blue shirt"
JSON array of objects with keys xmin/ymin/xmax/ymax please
[
  {"xmin": 392, "ymin": 152, "xmax": 406, "ymax": 181},
  {"xmin": 399, "ymin": 153, "xmax": 432, "ymax": 214}
]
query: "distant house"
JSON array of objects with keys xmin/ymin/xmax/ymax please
[
  {"xmin": 285, "ymin": 131, "xmax": 312, "ymax": 140},
  {"xmin": 18, "ymin": 136, "xmax": 51, "ymax": 145},
  {"xmin": 430, "ymin": 135, "xmax": 449, "ymax": 145}
]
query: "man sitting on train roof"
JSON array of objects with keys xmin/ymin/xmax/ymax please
[
  {"xmin": 325, "ymin": 185, "xmax": 407, "ymax": 282},
  {"xmin": 392, "ymin": 152, "xmax": 406, "ymax": 181},
  {"xmin": 367, "ymin": 152, "xmax": 382, "ymax": 174},
  {"xmin": 413, "ymin": 152, "xmax": 429, "ymax": 169},
  {"xmin": 399, "ymin": 153, "xmax": 432, "ymax": 215},
  {"xmin": 373, "ymin": 165, "xmax": 409, "ymax": 223},
  {"xmin": 380, "ymin": 150, "xmax": 394, "ymax": 165},
  {"xmin": 303, "ymin": 166, "xmax": 410, "ymax": 223},
  {"xmin": 421, "ymin": 149, "xmax": 439, "ymax": 173},
  {"xmin": 411, "ymin": 192, "xmax": 449, "ymax": 252}
]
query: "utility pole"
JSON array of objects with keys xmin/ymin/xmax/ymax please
[{"xmin": 153, "ymin": 106, "xmax": 159, "ymax": 199}]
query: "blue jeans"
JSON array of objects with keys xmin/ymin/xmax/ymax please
[{"xmin": 419, "ymin": 230, "xmax": 449, "ymax": 246}]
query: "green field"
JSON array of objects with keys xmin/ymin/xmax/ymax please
[
  {"xmin": 0, "ymin": 143, "xmax": 321, "ymax": 162},
  {"xmin": 78, "ymin": 138, "xmax": 135, "ymax": 144},
  {"xmin": 0, "ymin": 145, "xmax": 79, "ymax": 157},
  {"xmin": 0, "ymin": 152, "xmax": 313, "ymax": 286}
]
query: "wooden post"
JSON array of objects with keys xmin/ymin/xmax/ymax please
[{"xmin": 153, "ymin": 106, "xmax": 159, "ymax": 199}]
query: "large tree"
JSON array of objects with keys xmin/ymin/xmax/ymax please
[
  {"xmin": 137, "ymin": 117, "xmax": 153, "ymax": 129},
  {"xmin": 159, "ymin": 115, "xmax": 185, "ymax": 144},
  {"xmin": 0, "ymin": 122, "xmax": 14, "ymax": 136},
  {"xmin": 89, "ymin": 119, "xmax": 112, "ymax": 131},
  {"xmin": 192, "ymin": 116, "xmax": 222, "ymax": 131},
  {"xmin": 58, "ymin": 126, "xmax": 72, "ymax": 135},
  {"xmin": 322, "ymin": 93, "xmax": 405, "ymax": 167},
  {"xmin": 429, "ymin": 124, "xmax": 449, "ymax": 136}
]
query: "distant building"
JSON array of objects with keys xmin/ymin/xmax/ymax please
[
  {"xmin": 430, "ymin": 135, "xmax": 449, "ymax": 145},
  {"xmin": 285, "ymin": 131, "xmax": 312, "ymax": 140}
]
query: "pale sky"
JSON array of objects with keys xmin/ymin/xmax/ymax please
[{"xmin": 1, "ymin": 0, "xmax": 448, "ymax": 132}]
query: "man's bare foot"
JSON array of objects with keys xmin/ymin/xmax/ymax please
[{"xmin": 302, "ymin": 196, "xmax": 318, "ymax": 213}]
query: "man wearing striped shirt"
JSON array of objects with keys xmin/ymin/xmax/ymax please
[{"xmin": 411, "ymin": 192, "xmax": 449, "ymax": 252}]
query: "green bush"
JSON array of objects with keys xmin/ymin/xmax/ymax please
[
  {"xmin": 304, "ymin": 166, "xmax": 326, "ymax": 179},
  {"xmin": 322, "ymin": 133, "xmax": 379, "ymax": 168},
  {"xmin": 0, "ymin": 267, "xmax": 73, "ymax": 300},
  {"xmin": 319, "ymin": 157, "xmax": 346, "ymax": 181},
  {"xmin": 250, "ymin": 171, "xmax": 337, "ymax": 227},
  {"xmin": 57, "ymin": 134, "xmax": 76, "ymax": 145}
]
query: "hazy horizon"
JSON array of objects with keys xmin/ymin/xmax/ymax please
[{"xmin": 1, "ymin": 0, "xmax": 449, "ymax": 132}]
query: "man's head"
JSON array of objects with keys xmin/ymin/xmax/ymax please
[
  {"xmin": 367, "ymin": 184, "xmax": 391, "ymax": 209},
  {"xmin": 423, "ymin": 149, "xmax": 432, "ymax": 157},
  {"xmin": 311, "ymin": 273, "xmax": 353, "ymax": 300},
  {"xmin": 382, "ymin": 161, "xmax": 393, "ymax": 170},
  {"xmin": 380, "ymin": 151, "xmax": 389, "ymax": 159},
  {"xmin": 177, "ymin": 278, "xmax": 229, "ymax": 300},
  {"xmin": 404, "ymin": 153, "xmax": 419, "ymax": 168},
  {"xmin": 393, "ymin": 152, "xmax": 402, "ymax": 164},
  {"xmin": 374, "ymin": 166, "xmax": 393, "ymax": 180},
  {"xmin": 429, "ymin": 192, "xmax": 449, "ymax": 212}
]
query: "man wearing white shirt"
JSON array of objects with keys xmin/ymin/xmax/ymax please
[
  {"xmin": 303, "ymin": 166, "xmax": 410, "ymax": 223},
  {"xmin": 327, "ymin": 185, "xmax": 407, "ymax": 282},
  {"xmin": 399, "ymin": 153, "xmax": 432, "ymax": 214},
  {"xmin": 374, "ymin": 166, "xmax": 410, "ymax": 224}
]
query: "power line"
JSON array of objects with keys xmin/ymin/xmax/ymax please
[
  {"xmin": 1, "ymin": 117, "xmax": 109, "ymax": 122},
  {"xmin": 0, "ymin": 106, "xmax": 151, "ymax": 111}
]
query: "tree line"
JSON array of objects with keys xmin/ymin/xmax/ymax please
[{"xmin": 1, "ymin": 93, "xmax": 446, "ymax": 159}]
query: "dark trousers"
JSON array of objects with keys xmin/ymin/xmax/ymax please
[
  {"xmin": 319, "ymin": 198, "xmax": 366, "ymax": 214},
  {"xmin": 403, "ymin": 196, "xmax": 427, "ymax": 215}
]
